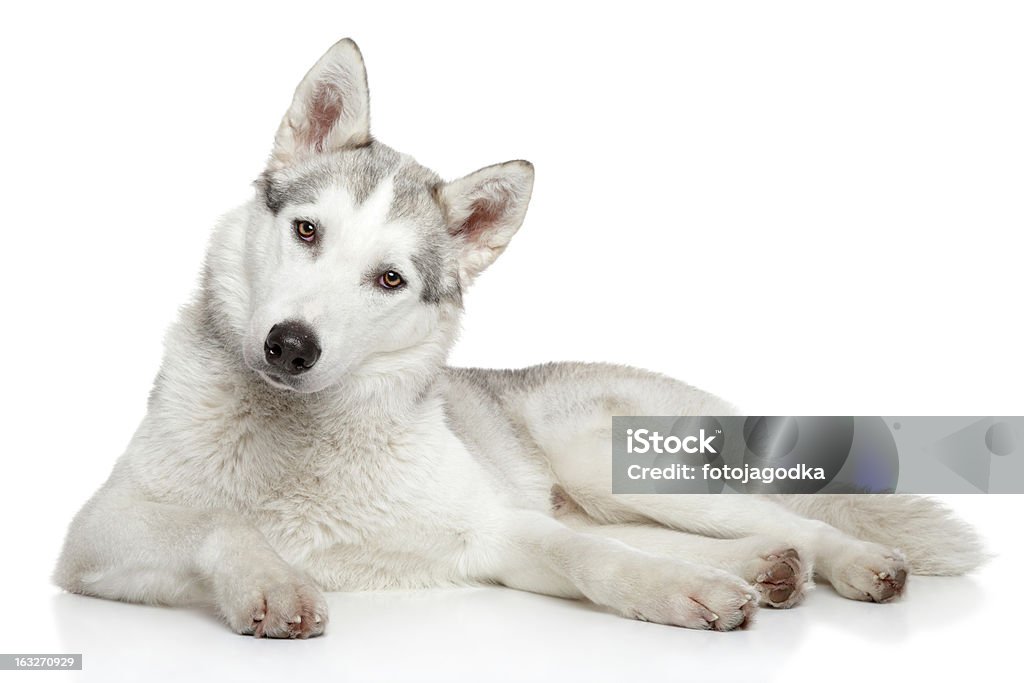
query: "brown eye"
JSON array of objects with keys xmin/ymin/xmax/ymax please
[
  {"xmin": 294, "ymin": 219, "xmax": 317, "ymax": 242},
  {"xmin": 379, "ymin": 270, "xmax": 405, "ymax": 289}
]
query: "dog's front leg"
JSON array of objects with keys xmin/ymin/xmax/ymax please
[
  {"xmin": 54, "ymin": 487, "xmax": 326, "ymax": 638},
  {"xmin": 478, "ymin": 511, "xmax": 758, "ymax": 630}
]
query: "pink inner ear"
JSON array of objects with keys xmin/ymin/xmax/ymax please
[
  {"xmin": 457, "ymin": 195, "xmax": 507, "ymax": 240},
  {"xmin": 303, "ymin": 82, "xmax": 344, "ymax": 153}
]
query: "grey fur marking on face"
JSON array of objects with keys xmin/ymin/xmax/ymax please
[
  {"xmin": 256, "ymin": 140, "xmax": 462, "ymax": 305},
  {"xmin": 257, "ymin": 141, "xmax": 403, "ymax": 214},
  {"xmin": 411, "ymin": 242, "xmax": 462, "ymax": 306},
  {"xmin": 389, "ymin": 162, "xmax": 462, "ymax": 306}
]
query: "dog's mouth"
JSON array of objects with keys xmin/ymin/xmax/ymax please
[
  {"xmin": 255, "ymin": 368, "xmax": 303, "ymax": 392},
  {"xmin": 243, "ymin": 342, "xmax": 314, "ymax": 393},
  {"xmin": 254, "ymin": 366, "xmax": 339, "ymax": 395}
]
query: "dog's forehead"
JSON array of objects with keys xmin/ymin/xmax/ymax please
[
  {"xmin": 259, "ymin": 142, "xmax": 444, "ymax": 228},
  {"xmin": 258, "ymin": 142, "xmax": 461, "ymax": 305}
]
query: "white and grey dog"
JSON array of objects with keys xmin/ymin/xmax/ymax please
[{"xmin": 55, "ymin": 38, "xmax": 984, "ymax": 638}]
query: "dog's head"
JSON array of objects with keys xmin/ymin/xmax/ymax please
[{"xmin": 209, "ymin": 39, "xmax": 533, "ymax": 393}]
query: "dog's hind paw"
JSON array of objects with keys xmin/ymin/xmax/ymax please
[
  {"xmin": 825, "ymin": 543, "xmax": 908, "ymax": 603},
  {"xmin": 746, "ymin": 547, "xmax": 809, "ymax": 609}
]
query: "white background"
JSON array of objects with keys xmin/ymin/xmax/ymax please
[{"xmin": 0, "ymin": 1, "xmax": 1021, "ymax": 681}]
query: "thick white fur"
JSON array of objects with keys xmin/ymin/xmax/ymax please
[{"xmin": 54, "ymin": 38, "xmax": 985, "ymax": 638}]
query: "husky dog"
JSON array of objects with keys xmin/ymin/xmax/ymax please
[{"xmin": 55, "ymin": 39, "xmax": 984, "ymax": 638}]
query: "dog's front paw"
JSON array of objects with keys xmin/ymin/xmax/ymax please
[
  {"xmin": 216, "ymin": 566, "xmax": 328, "ymax": 638},
  {"xmin": 825, "ymin": 542, "xmax": 908, "ymax": 603},
  {"xmin": 621, "ymin": 563, "xmax": 759, "ymax": 631}
]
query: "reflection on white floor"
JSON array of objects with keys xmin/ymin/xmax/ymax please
[
  {"xmin": 46, "ymin": 572, "xmax": 986, "ymax": 683},
  {"xmin": 9, "ymin": 496, "xmax": 1016, "ymax": 683}
]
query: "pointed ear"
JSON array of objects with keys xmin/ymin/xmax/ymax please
[
  {"xmin": 437, "ymin": 161, "xmax": 535, "ymax": 284},
  {"xmin": 270, "ymin": 38, "xmax": 370, "ymax": 168}
]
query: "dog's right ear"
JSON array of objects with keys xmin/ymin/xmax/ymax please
[{"xmin": 269, "ymin": 38, "xmax": 371, "ymax": 169}]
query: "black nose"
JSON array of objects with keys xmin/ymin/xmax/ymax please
[{"xmin": 264, "ymin": 321, "xmax": 321, "ymax": 375}]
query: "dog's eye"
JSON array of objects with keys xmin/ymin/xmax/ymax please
[
  {"xmin": 293, "ymin": 219, "xmax": 317, "ymax": 242},
  {"xmin": 378, "ymin": 270, "xmax": 405, "ymax": 290}
]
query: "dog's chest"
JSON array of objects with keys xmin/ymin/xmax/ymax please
[
  {"xmin": 253, "ymin": 437, "xmax": 490, "ymax": 588},
  {"xmin": 190, "ymin": 389, "xmax": 486, "ymax": 564},
  {"xmin": 250, "ymin": 434, "xmax": 432, "ymax": 549},
  {"xmin": 136, "ymin": 371, "xmax": 503, "ymax": 588}
]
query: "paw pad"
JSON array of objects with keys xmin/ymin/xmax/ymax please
[
  {"xmin": 870, "ymin": 568, "xmax": 907, "ymax": 603},
  {"xmin": 754, "ymin": 548, "xmax": 806, "ymax": 609}
]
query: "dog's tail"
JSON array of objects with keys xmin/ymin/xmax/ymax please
[{"xmin": 771, "ymin": 494, "xmax": 989, "ymax": 575}]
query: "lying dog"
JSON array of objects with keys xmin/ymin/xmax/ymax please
[{"xmin": 55, "ymin": 38, "xmax": 984, "ymax": 637}]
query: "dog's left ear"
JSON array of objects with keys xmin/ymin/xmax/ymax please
[
  {"xmin": 437, "ymin": 161, "xmax": 535, "ymax": 285},
  {"xmin": 270, "ymin": 38, "xmax": 370, "ymax": 168}
]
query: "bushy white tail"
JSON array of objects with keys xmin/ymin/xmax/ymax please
[{"xmin": 772, "ymin": 495, "xmax": 988, "ymax": 575}]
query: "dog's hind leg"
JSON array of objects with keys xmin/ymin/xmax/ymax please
[
  {"xmin": 53, "ymin": 480, "xmax": 327, "ymax": 638},
  {"xmin": 768, "ymin": 494, "xmax": 987, "ymax": 576},
  {"xmin": 499, "ymin": 363, "xmax": 916, "ymax": 602}
]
